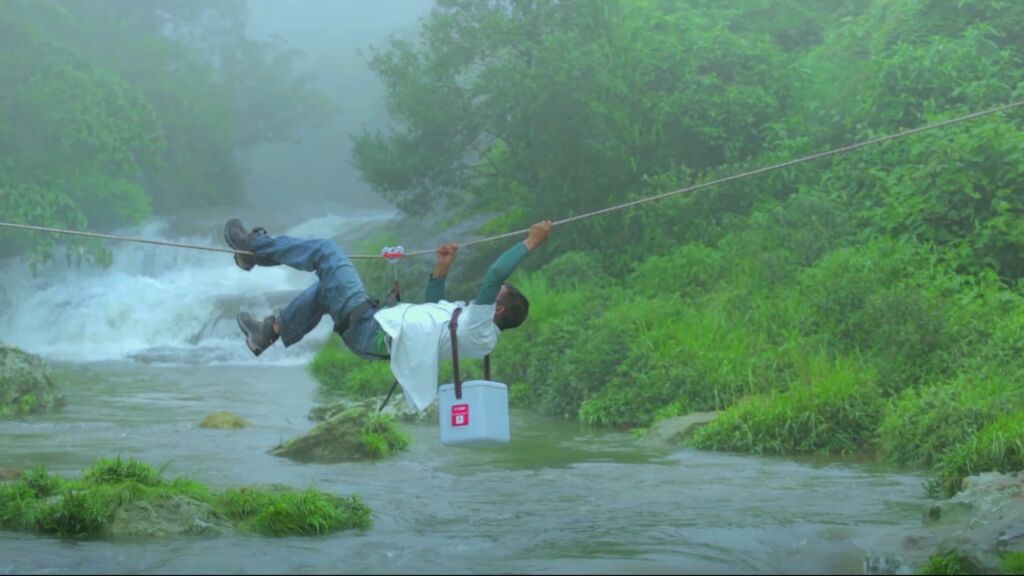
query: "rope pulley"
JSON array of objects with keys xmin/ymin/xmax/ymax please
[{"xmin": 380, "ymin": 245, "xmax": 405, "ymax": 305}]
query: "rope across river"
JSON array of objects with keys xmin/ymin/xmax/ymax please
[{"xmin": 2, "ymin": 99, "xmax": 1023, "ymax": 261}]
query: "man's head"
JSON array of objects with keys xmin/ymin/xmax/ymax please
[{"xmin": 494, "ymin": 283, "xmax": 528, "ymax": 330}]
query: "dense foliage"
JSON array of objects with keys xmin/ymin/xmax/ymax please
[{"xmin": 326, "ymin": 0, "xmax": 1024, "ymax": 499}]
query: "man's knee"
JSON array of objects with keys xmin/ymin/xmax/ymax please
[{"xmin": 314, "ymin": 239, "xmax": 343, "ymax": 262}]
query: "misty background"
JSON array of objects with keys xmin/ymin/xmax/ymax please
[{"xmin": 243, "ymin": 0, "xmax": 432, "ymax": 214}]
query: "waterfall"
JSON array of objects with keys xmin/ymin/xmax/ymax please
[{"xmin": 0, "ymin": 211, "xmax": 393, "ymax": 365}]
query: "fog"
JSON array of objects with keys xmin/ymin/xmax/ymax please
[{"xmin": 244, "ymin": 0, "xmax": 433, "ymax": 213}]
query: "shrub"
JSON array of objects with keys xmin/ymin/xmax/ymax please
[
  {"xmin": 797, "ymin": 240, "xmax": 956, "ymax": 394},
  {"xmin": 220, "ymin": 488, "xmax": 372, "ymax": 536},
  {"xmin": 628, "ymin": 243, "xmax": 726, "ymax": 300},
  {"xmin": 690, "ymin": 352, "xmax": 883, "ymax": 455},
  {"xmin": 359, "ymin": 414, "xmax": 410, "ymax": 458},
  {"xmin": 745, "ymin": 192, "xmax": 856, "ymax": 268},
  {"xmin": 20, "ymin": 465, "xmax": 62, "ymax": 498},
  {"xmin": 83, "ymin": 457, "xmax": 163, "ymax": 487},
  {"xmin": 918, "ymin": 550, "xmax": 976, "ymax": 575},
  {"xmin": 580, "ymin": 365, "xmax": 685, "ymax": 428},
  {"xmin": 1000, "ymin": 551, "xmax": 1024, "ymax": 575},
  {"xmin": 799, "ymin": 239, "xmax": 934, "ymax": 344},
  {"xmin": 878, "ymin": 374, "xmax": 1024, "ymax": 466},
  {"xmin": 537, "ymin": 251, "xmax": 614, "ymax": 292},
  {"xmin": 35, "ymin": 490, "xmax": 111, "ymax": 538},
  {"xmin": 536, "ymin": 297, "xmax": 651, "ymax": 420},
  {"xmin": 931, "ymin": 410, "xmax": 1024, "ymax": 497},
  {"xmin": 955, "ymin": 290, "xmax": 1024, "ymax": 383},
  {"xmin": 0, "ymin": 482, "xmax": 39, "ymax": 531},
  {"xmin": 580, "ymin": 295, "xmax": 791, "ymax": 428}
]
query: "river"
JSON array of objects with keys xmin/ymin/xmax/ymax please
[{"xmin": 0, "ymin": 361, "xmax": 932, "ymax": 575}]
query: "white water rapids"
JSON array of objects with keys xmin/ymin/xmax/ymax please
[{"xmin": 0, "ymin": 211, "xmax": 393, "ymax": 365}]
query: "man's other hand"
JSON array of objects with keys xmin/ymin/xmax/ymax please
[
  {"xmin": 524, "ymin": 220, "xmax": 553, "ymax": 251},
  {"xmin": 433, "ymin": 242, "xmax": 459, "ymax": 276}
]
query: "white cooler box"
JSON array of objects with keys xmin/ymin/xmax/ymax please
[{"xmin": 438, "ymin": 380, "xmax": 510, "ymax": 446}]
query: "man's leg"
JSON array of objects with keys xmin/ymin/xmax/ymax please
[
  {"xmin": 250, "ymin": 234, "xmax": 345, "ymax": 274},
  {"xmin": 227, "ymin": 218, "xmax": 344, "ymax": 275},
  {"xmin": 276, "ymin": 281, "xmax": 327, "ymax": 346},
  {"xmin": 233, "ymin": 238, "xmax": 371, "ymax": 357},
  {"xmin": 238, "ymin": 280, "xmax": 326, "ymax": 355},
  {"xmin": 248, "ymin": 234, "xmax": 370, "ymax": 325}
]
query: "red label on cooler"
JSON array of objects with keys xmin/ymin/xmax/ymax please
[{"xmin": 451, "ymin": 404, "xmax": 469, "ymax": 427}]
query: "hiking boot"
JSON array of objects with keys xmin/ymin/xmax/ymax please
[
  {"xmin": 237, "ymin": 312, "xmax": 279, "ymax": 356},
  {"xmin": 224, "ymin": 218, "xmax": 271, "ymax": 271}
]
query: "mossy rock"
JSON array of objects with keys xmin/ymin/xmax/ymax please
[
  {"xmin": 641, "ymin": 411, "xmax": 719, "ymax": 447},
  {"xmin": 0, "ymin": 458, "xmax": 371, "ymax": 539},
  {"xmin": 890, "ymin": 472, "xmax": 1024, "ymax": 575},
  {"xmin": 108, "ymin": 494, "xmax": 233, "ymax": 537},
  {"xmin": 0, "ymin": 467, "xmax": 22, "ymax": 481},
  {"xmin": 200, "ymin": 411, "xmax": 249, "ymax": 429},
  {"xmin": 0, "ymin": 345, "xmax": 66, "ymax": 417},
  {"xmin": 271, "ymin": 407, "xmax": 410, "ymax": 463}
]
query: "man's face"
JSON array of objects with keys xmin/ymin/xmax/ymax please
[{"xmin": 493, "ymin": 284, "xmax": 508, "ymax": 321}]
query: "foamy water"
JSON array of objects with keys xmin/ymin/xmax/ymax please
[{"xmin": 0, "ymin": 212, "xmax": 393, "ymax": 365}]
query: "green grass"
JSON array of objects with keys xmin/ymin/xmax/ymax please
[
  {"xmin": 310, "ymin": 333, "xmax": 394, "ymax": 398},
  {"xmin": 360, "ymin": 414, "xmax": 411, "ymax": 458},
  {"xmin": 35, "ymin": 489, "xmax": 111, "ymax": 538},
  {"xmin": 690, "ymin": 352, "xmax": 884, "ymax": 455},
  {"xmin": 918, "ymin": 550, "xmax": 975, "ymax": 575},
  {"xmin": 1001, "ymin": 551, "xmax": 1024, "ymax": 575},
  {"xmin": 0, "ymin": 482, "xmax": 42, "ymax": 531},
  {"xmin": 20, "ymin": 465, "xmax": 62, "ymax": 497},
  {"xmin": 218, "ymin": 487, "xmax": 371, "ymax": 536},
  {"xmin": 878, "ymin": 374, "xmax": 1023, "ymax": 467},
  {"xmin": 83, "ymin": 456, "xmax": 164, "ymax": 487},
  {"xmin": 930, "ymin": 410, "xmax": 1024, "ymax": 497},
  {"xmin": 0, "ymin": 458, "xmax": 371, "ymax": 539}
]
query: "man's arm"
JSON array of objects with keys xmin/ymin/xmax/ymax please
[
  {"xmin": 474, "ymin": 220, "xmax": 553, "ymax": 305},
  {"xmin": 425, "ymin": 242, "xmax": 458, "ymax": 303}
]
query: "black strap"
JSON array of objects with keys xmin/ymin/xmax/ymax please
[
  {"xmin": 449, "ymin": 308, "xmax": 464, "ymax": 399},
  {"xmin": 448, "ymin": 307, "xmax": 493, "ymax": 400},
  {"xmin": 377, "ymin": 380, "xmax": 401, "ymax": 413},
  {"xmin": 385, "ymin": 280, "xmax": 401, "ymax": 305}
]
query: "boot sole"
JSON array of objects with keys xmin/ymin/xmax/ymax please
[
  {"xmin": 224, "ymin": 220, "xmax": 255, "ymax": 271},
  {"xmin": 237, "ymin": 315, "xmax": 265, "ymax": 357}
]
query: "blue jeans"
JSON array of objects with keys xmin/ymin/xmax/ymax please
[{"xmin": 250, "ymin": 234, "xmax": 379, "ymax": 355}]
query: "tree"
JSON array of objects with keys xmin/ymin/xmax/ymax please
[{"xmin": 353, "ymin": 0, "xmax": 791, "ymax": 255}]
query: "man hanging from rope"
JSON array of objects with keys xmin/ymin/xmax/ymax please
[{"xmin": 223, "ymin": 217, "xmax": 553, "ymax": 411}]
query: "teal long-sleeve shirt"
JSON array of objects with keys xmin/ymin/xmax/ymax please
[{"xmin": 424, "ymin": 242, "xmax": 529, "ymax": 304}]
